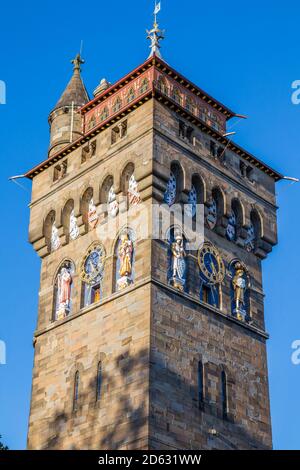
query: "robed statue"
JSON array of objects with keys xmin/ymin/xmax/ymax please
[
  {"xmin": 232, "ymin": 262, "xmax": 247, "ymax": 320},
  {"xmin": 170, "ymin": 234, "xmax": 186, "ymax": 291},
  {"xmin": 117, "ymin": 233, "xmax": 133, "ymax": 290},
  {"xmin": 57, "ymin": 267, "xmax": 73, "ymax": 320}
]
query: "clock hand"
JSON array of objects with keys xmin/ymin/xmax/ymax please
[
  {"xmin": 211, "ymin": 262, "xmax": 217, "ymax": 276},
  {"xmin": 208, "ymin": 254, "xmax": 217, "ymax": 276}
]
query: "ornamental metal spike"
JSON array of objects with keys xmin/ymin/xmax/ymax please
[{"xmin": 146, "ymin": 1, "xmax": 165, "ymax": 59}]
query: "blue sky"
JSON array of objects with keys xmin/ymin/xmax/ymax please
[{"xmin": 0, "ymin": 0, "xmax": 299, "ymax": 450}]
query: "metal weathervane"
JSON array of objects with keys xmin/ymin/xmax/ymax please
[{"xmin": 147, "ymin": 1, "xmax": 165, "ymax": 59}]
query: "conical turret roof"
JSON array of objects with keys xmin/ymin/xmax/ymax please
[{"xmin": 53, "ymin": 54, "xmax": 89, "ymax": 110}]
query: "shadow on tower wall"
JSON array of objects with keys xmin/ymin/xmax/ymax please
[{"xmin": 40, "ymin": 346, "xmax": 271, "ymax": 450}]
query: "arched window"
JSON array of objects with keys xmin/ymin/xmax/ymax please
[
  {"xmin": 62, "ymin": 199, "xmax": 79, "ymax": 243},
  {"xmin": 186, "ymin": 175, "xmax": 205, "ymax": 220},
  {"xmin": 100, "ymin": 107, "xmax": 109, "ymax": 122},
  {"xmin": 186, "ymin": 96, "xmax": 196, "ymax": 114},
  {"xmin": 80, "ymin": 244, "xmax": 106, "ymax": 308},
  {"xmin": 44, "ymin": 210, "xmax": 60, "ymax": 253},
  {"xmin": 53, "ymin": 260, "xmax": 75, "ymax": 321},
  {"xmin": 212, "ymin": 187, "xmax": 225, "ymax": 225},
  {"xmin": 100, "ymin": 176, "xmax": 113, "ymax": 204},
  {"xmin": 246, "ymin": 209, "xmax": 262, "ymax": 252},
  {"xmin": 226, "ymin": 210, "xmax": 237, "ymax": 242},
  {"xmin": 112, "ymin": 97, "xmax": 122, "ymax": 113},
  {"xmin": 73, "ymin": 371, "xmax": 80, "ymax": 411},
  {"xmin": 164, "ymin": 162, "xmax": 183, "ymax": 206},
  {"xmin": 221, "ymin": 370, "xmax": 228, "ymax": 419},
  {"xmin": 140, "ymin": 77, "xmax": 149, "ymax": 94},
  {"xmin": 121, "ymin": 163, "xmax": 140, "ymax": 206},
  {"xmin": 233, "ymin": 199, "xmax": 243, "ymax": 238},
  {"xmin": 114, "ymin": 229, "xmax": 135, "ymax": 292},
  {"xmin": 206, "ymin": 187, "xmax": 225, "ymax": 230},
  {"xmin": 122, "ymin": 162, "xmax": 134, "ymax": 194},
  {"xmin": 101, "ymin": 175, "xmax": 118, "ymax": 217},
  {"xmin": 226, "ymin": 199, "xmax": 243, "ymax": 243},
  {"xmin": 172, "ymin": 87, "xmax": 182, "ymax": 106},
  {"xmin": 171, "ymin": 163, "xmax": 183, "ymax": 202},
  {"xmin": 127, "ymin": 87, "xmax": 135, "ymax": 104},
  {"xmin": 251, "ymin": 210, "xmax": 261, "ymax": 239},
  {"xmin": 80, "ymin": 188, "xmax": 99, "ymax": 232},
  {"xmin": 198, "ymin": 361, "xmax": 204, "ymax": 410},
  {"xmin": 157, "ymin": 76, "xmax": 168, "ymax": 95},
  {"xmin": 96, "ymin": 361, "xmax": 102, "ymax": 402},
  {"xmin": 88, "ymin": 114, "xmax": 96, "ymax": 130}
]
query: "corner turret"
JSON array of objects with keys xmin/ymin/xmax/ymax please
[{"xmin": 48, "ymin": 54, "xmax": 89, "ymax": 157}]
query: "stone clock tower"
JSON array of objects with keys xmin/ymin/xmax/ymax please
[{"xmin": 25, "ymin": 13, "xmax": 282, "ymax": 450}]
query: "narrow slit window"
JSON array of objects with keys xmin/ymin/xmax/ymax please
[
  {"xmin": 221, "ymin": 370, "xmax": 228, "ymax": 419},
  {"xmin": 198, "ymin": 361, "xmax": 204, "ymax": 409},
  {"xmin": 73, "ymin": 371, "xmax": 80, "ymax": 411},
  {"xmin": 96, "ymin": 361, "xmax": 102, "ymax": 401}
]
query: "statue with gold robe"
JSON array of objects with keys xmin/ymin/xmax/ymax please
[
  {"xmin": 117, "ymin": 233, "xmax": 133, "ymax": 290},
  {"xmin": 232, "ymin": 262, "xmax": 247, "ymax": 320}
]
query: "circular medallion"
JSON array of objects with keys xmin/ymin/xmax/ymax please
[
  {"xmin": 164, "ymin": 172, "xmax": 177, "ymax": 206},
  {"xmin": 198, "ymin": 242, "xmax": 225, "ymax": 285},
  {"xmin": 80, "ymin": 244, "xmax": 106, "ymax": 285}
]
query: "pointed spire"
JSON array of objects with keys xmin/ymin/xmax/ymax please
[
  {"xmin": 53, "ymin": 53, "xmax": 89, "ymax": 111},
  {"xmin": 147, "ymin": 1, "xmax": 165, "ymax": 59}
]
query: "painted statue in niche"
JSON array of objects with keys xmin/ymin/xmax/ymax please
[
  {"xmin": 108, "ymin": 186, "xmax": 119, "ymax": 217},
  {"xmin": 164, "ymin": 172, "xmax": 177, "ymax": 207},
  {"xmin": 88, "ymin": 199, "xmax": 99, "ymax": 230},
  {"xmin": 226, "ymin": 211, "xmax": 237, "ymax": 242},
  {"xmin": 128, "ymin": 174, "xmax": 141, "ymax": 206},
  {"xmin": 51, "ymin": 222, "xmax": 60, "ymax": 252},
  {"xmin": 206, "ymin": 198, "xmax": 217, "ymax": 229},
  {"xmin": 229, "ymin": 260, "xmax": 250, "ymax": 322},
  {"xmin": 117, "ymin": 232, "xmax": 134, "ymax": 291},
  {"xmin": 170, "ymin": 233, "xmax": 186, "ymax": 292},
  {"xmin": 69, "ymin": 209, "xmax": 80, "ymax": 240},
  {"xmin": 55, "ymin": 262, "xmax": 74, "ymax": 321}
]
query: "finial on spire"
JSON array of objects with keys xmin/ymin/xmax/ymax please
[
  {"xmin": 71, "ymin": 53, "xmax": 84, "ymax": 72},
  {"xmin": 147, "ymin": 1, "xmax": 165, "ymax": 59}
]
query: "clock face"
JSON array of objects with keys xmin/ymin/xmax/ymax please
[
  {"xmin": 198, "ymin": 242, "xmax": 225, "ymax": 285},
  {"xmin": 81, "ymin": 244, "xmax": 106, "ymax": 285}
]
